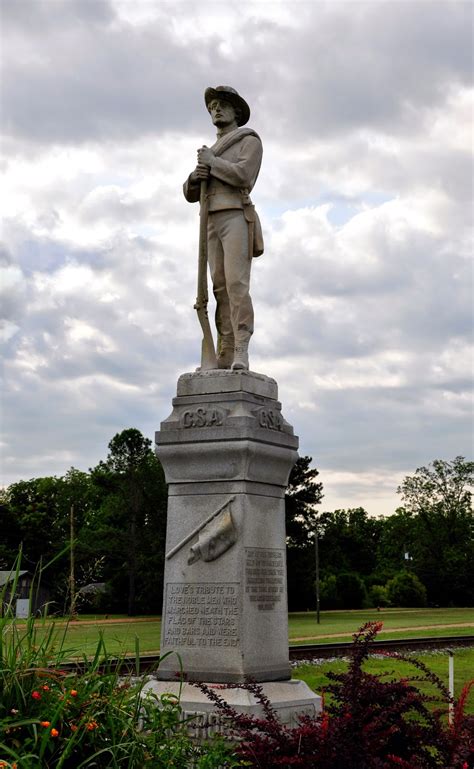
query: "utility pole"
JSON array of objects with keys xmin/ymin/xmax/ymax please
[
  {"xmin": 448, "ymin": 649, "xmax": 454, "ymax": 724},
  {"xmin": 315, "ymin": 527, "xmax": 320, "ymax": 624},
  {"xmin": 69, "ymin": 504, "xmax": 76, "ymax": 617}
]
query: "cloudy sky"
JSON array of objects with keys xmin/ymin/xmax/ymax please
[{"xmin": 1, "ymin": 0, "xmax": 472, "ymax": 515}]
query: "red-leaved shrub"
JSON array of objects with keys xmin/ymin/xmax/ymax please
[{"xmin": 195, "ymin": 622, "xmax": 474, "ymax": 769}]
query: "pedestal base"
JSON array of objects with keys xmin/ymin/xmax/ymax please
[
  {"xmin": 156, "ymin": 370, "xmax": 298, "ymax": 683},
  {"xmin": 143, "ymin": 678, "xmax": 322, "ymax": 739}
]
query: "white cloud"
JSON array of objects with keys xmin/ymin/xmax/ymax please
[{"xmin": 1, "ymin": 0, "xmax": 472, "ymax": 513}]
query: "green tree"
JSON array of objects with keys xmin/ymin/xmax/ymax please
[
  {"xmin": 285, "ymin": 456, "xmax": 324, "ymax": 547},
  {"xmin": 336, "ymin": 572, "xmax": 368, "ymax": 609},
  {"xmin": 397, "ymin": 456, "xmax": 474, "ymax": 605},
  {"xmin": 386, "ymin": 571, "xmax": 427, "ymax": 607},
  {"xmin": 2, "ymin": 430, "xmax": 168, "ymax": 616},
  {"xmin": 3, "ymin": 476, "xmax": 67, "ymax": 573},
  {"xmin": 368, "ymin": 584, "xmax": 390, "ymax": 608},
  {"xmin": 285, "ymin": 457, "xmax": 323, "ymax": 610},
  {"xmin": 373, "ymin": 507, "xmax": 418, "ymax": 586},
  {"xmin": 319, "ymin": 571, "xmax": 368, "ymax": 609},
  {"xmin": 90, "ymin": 428, "xmax": 168, "ymax": 615},
  {"xmin": 319, "ymin": 574, "xmax": 340, "ymax": 609},
  {"xmin": 318, "ymin": 508, "xmax": 382, "ymax": 578},
  {"xmin": 1, "ymin": 469, "xmax": 104, "ymax": 609},
  {"xmin": 0, "ymin": 489, "xmax": 22, "ymax": 568}
]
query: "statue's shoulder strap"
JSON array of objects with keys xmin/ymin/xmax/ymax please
[{"xmin": 212, "ymin": 127, "xmax": 261, "ymax": 157}]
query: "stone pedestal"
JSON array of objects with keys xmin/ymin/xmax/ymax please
[
  {"xmin": 143, "ymin": 679, "xmax": 319, "ymax": 736},
  {"xmin": 154, "ymin": 370, "xmax": 321, "ymax": 719}
]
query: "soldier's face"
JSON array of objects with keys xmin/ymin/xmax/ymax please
[{"xmin": 208, "ymin": 99, "xmax": 237, "ymax": 128}]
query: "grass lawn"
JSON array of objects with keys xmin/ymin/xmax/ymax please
[
  {"xmin": 6, "ymin": 609, "xmax": 474, "ymax": 717},
  {"xmin": 287, "ymin": 606, "xmax": 474, "ymax": 643},
  {"xmin": 13, "ymin": 607, "xmax": 473, "ymax": 659},
  {"xmin": 32, "ymin": 617, "xmax": 164, "ymax": 658},
  {"xmin": 293, "ymin": 647, "xmax": 474, "ymax": 714}
]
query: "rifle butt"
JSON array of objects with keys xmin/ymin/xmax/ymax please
[{"xmin": 200, "ymin": 326, "xmax": 218, "ymax": 370}]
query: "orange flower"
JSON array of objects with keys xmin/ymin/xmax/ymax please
[
  {"xmin": 70, "ymin": 689, "xmax": 78, "ymax": 697},
  {"xmin": 50, "ymin": 728, "xmax": 59, "ymax": 738},
  {"xmin": 42, "ymin": 685, "xmax": 50, "ymax": 691},
  {"xmin": 86, "ymin": 721, "xmax": 99, "ymax": 731},
  {"xmin": 31, "ymin": 691, "xmax": 41, "ymax": 700},
  {"xmin": 70, "ymin": 724, "xmax": 78, "ymax": 732},
  {"xmin": 40, "ymin": 721, "xmax": 51, "ymax": 728}
]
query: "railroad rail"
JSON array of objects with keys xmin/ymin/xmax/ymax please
[
  {"xmin": 55, "ymin": 635, "xmax": 474, "ymax": 675},
  {"xmin": 288, "ymin": 634, "xmax": 474, "ymax": 661}
]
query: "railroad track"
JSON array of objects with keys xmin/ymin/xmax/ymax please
[
  {"xmin": 56, "ymin": 635, "xmax": 474, "ymax": 675},
  {"xmin": 288, "ymin": 634, "xmax": 474, "ymax": 661}
]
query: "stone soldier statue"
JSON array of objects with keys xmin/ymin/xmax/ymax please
[{"xmin": 184, "ymin": 86, "xmax": 263, "ymax": 371}]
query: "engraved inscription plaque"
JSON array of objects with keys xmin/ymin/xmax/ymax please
[
  {"xmin": 164, "ymin": 582, "xmax": 240, "ymax": 648},
  {"xmin": 245, "ymin": 547, "xmax": 285, "ymax": 611}
]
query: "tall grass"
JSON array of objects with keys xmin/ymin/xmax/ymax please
[{"xmin": 0, "ymin": 554, "xmax": 240, "ymax": 768}]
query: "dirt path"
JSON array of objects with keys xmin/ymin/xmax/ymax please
[
  {"xmin": 292, "ymin": 622, "xmax": 474, "ymax": 642},
  {"xmin": 65, "ymin": 617, "xmax": 161, "ymax": 626},
  {"xmin": 27, "ymin": 617, "xmax": 474, "ymax": 637}
]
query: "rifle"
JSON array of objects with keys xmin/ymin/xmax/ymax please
[{"xmin": 194, "ymin": 180, "xmax": 217, "ymax": 370}]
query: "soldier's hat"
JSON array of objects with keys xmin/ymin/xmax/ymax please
[{"xmin": 204, "ymin": 86, "xmax": 250, "ymax": 126}]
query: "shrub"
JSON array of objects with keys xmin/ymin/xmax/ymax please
[
  {"xmin": 386, "ymin": 570, "xmax": 428, "ymax": 607},
  {"xmin": 0, "ymin": 560, "xmax": 240, "ymax": 768},
  {"xmin": 335, "ymin": 571, "xmax": 368, "ymax": 609},
  {"xmin": 0, "ymin": 626, "xmax": 239, "ymax": 768},
  {"xmin": 320, "ymin": 574, "xmax": 341, "ymax": 609},
  {"xmin": 196, "ymin": 622, "xmax": 474, "ymax": 768},
  {"xmin": 369, "ymin": 583, "xmax": 391, "ymax": 607},
  {"xmin": 320, "ymin": 572, "xmax": 368, "ymax": 610}
]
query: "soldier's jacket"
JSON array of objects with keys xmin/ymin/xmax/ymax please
[
  {"xmin": 183, "ymin": 127, "xmax": 264, "ymax": 255},
  {"xmin": 183, "ymin": 127, "xmax": 262, "ymax": 210}
]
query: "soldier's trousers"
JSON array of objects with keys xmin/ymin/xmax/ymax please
[{"xmin": 207, "ymin": 209, "xmax": 254, "ymax": 347}]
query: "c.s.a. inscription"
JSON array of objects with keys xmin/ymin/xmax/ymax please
[
  {"xmin": 181, "ymin": 408, "xmax": 226, "ymax": 428},
  {"xmin": 254, "ymin": 407, "xmax": 283, "ymax": 431}
]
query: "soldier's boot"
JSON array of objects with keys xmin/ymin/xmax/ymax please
[
  {"xmin": 232, "ymin": 340, "xmax": 249, "ymax": 371},
  {"xmin": 217, "ymin": 336, "xmax": 235, "ymax": 369}
]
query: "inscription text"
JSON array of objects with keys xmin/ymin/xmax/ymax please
[
  {"xmin": 164, "ymin": 582, "xmax": 239, "ymax": 647},
  {"xmin": 245, "ymin": 548, "xmax": 285, "ymax": 611}
]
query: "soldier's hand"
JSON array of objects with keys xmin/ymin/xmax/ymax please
[
  {"xmin": 197, "ymin": 145, "xmax": 214, "ymax": 167},
  {"xmin": 190, "ymin": 163, "xmax": 211, "ymax": 184}
]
